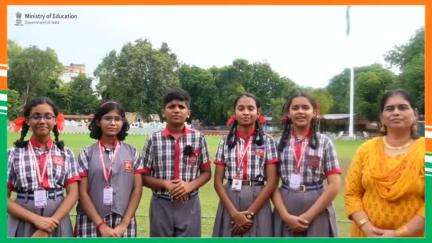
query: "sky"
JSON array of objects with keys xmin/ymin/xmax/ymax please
[{"xmin": 7, "ymin": 5, "xmax": 425, "ymax": 88}]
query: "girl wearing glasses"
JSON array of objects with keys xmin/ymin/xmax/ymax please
[
  {"xmin": 7, "ymin": 97, "xmax": 81, "ymax": 237},
  {"xmin": 74, "ymin": 100, "xmax": 146, "ymax": 237}
]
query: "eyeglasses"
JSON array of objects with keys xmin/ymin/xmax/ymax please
[
  {"xmin": 29, "ymin": 114, "xmax": 56, "ymax": 121},
  {"xmin": 101, "ymin": 115, "xmax": 123, "ymax": 123}
]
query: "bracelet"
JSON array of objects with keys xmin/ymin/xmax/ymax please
[
  {"xmin": 95, "ymin": 220, "xmax": 106, "ymax": 230},
  {"xmin": 246, "ymin": 211, "xmax": 255, "ymax": 220},
  {"xmin": 357, "ymin": 217, "xmax": 369, "ymax": 228},
  {"xmin": 395, "ymin": 225, "xmax": 409, "ymax": 237}
]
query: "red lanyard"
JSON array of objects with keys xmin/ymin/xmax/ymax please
[
  {"xmin": 235, "ymin": 138, "xmax": 252, "ymax": 177},
  {"xmin": 98, "ymin": 141, "xmax": 120, "ymax": 185},
  {"xmin": 290, "ymin": 135, "xmax": 308, "ymax": 173},
  {"xmin": 28, "ymin": 142, "xmax": 51, "ymax": 188}
]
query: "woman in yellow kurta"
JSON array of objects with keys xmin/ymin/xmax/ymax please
[{"xmin": 345, "ymin": 89, "xmax": 425, "ymax": 237}]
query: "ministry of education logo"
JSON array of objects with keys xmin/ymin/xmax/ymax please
[{"xmin": 15, "ymin": 12, "xmax": 23, "ymax": 26}]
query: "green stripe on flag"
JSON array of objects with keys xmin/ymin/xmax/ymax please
[
  {"xmin": 426, "ymin": 155, "xmax": 432, "ymax": 176},
  {"xmin": 0, "ymin": 100, "xmax": 6, "ymax": 107}
]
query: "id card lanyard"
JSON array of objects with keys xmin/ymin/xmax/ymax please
[
  {"xmin": 28, "ymin": 142, "xmax": 52, "ymax": 208},
  {"xmin": 231, "ymin": 138, "xmax": 252, "ymax": 191},
  {"xmin": 289, "ymin": 135, "xmax": 308, "ymax": 189},
  {"xmin": 98, "ymin": 141, "xmax": 120, "ymax": 206}
]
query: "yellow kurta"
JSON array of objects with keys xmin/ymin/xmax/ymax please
[{"xmin": 344, "ymin": 137, "xmax": 425, "ymax": 237}]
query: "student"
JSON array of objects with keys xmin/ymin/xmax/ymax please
[
  {"xmin": 141, "ymin": 88, "xmax": 211, "ymax": 237},
  {"xmin": 75, "ymin": 101, "xmax": 145, "ymax": 237},
  {"xmin": 212, "ymin": 92, "xmax": 279, "ymax": 237},
  {"xmin": 272, "ymin": 92, "xmax": 341, "ymax": 237},
  {"xmin": 7, "ymin": 97, "xmax": 80, "ymax": 237}
]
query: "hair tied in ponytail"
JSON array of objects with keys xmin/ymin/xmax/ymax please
[
  {"xmin": 226, "ymin": 114, "xmax": 236, "ymax": 127},
  {"xmin": 56, "ymin": 113, "xmax": 65, "ymax": 132},
  {"xmin": 258, "ymin": 115, "xmax": 267, "ymax": 125},
  {"xmin": 11, "ymin": 116, "xmax": 26, "ymax": 133}
]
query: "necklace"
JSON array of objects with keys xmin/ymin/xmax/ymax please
[{"xmin": 383, "ymin": 136, "xmax": 413, "ymax": 150}]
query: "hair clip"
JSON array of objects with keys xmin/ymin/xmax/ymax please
[{"xmin": 100, "ymin": 101, "xmax": 119, "ymax": 107}]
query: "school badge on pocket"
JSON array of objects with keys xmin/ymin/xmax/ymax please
[
  {"xmin": 123, "ymin": 160, "xmax": 133, "ymax": 173},
  {"xmin": 254, "ymin": 148, "xmax": 265, "ymax": 158},
  {"xmin": 306, "ymin": 155, "xmax": 321, "ymax": 168},
  {"xmin": 52, "ymin": 156, "xmax": 64, "ymax": 166},
  {"xmin": 187, "ymin": 148, "xmax": 201, "ymax": 165}
]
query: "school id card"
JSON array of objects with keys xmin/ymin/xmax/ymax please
[
  {"xmin": 103, "ymin": 186, "xmax": 113, "ymax": 206},
  {"xmin": 34, "ymin": 189, "xmax": 47, "ymax": 208},
  {"xmin": 289, "ymin": 173, "xmax": 301, "ymax": 190},
  {"xmin": 231, "ymin": 178, "xmax": 242, "ymax": 191}
]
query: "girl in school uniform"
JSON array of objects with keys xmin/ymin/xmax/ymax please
[
  {"xmin": 213, "ymin": 92, "xmax": 279, "ymax": 237},
  {"xmin": 272, "ymin": 92, "xmax": 342, "ymax": 237},
  {"xmin": 7, "ymin": 97, "xmax": 80, "ymax": 237},
  {"xmin": 75, "ymin": 101, "xmax": 145, "ymax": 237}
]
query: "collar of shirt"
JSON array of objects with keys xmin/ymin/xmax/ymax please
[
  {"xmin": 292, "ymin": 129, "xmax": 312, "ymax": 143},
  {"xmin": 161, "ymin": 125, "xmax": 192, "ymax": 138},
  {"xmin": 236, "ymin": 127, "xmax": 255, "ymax": 140},
  {"xmin": 99, "ymin": 139, "xmax": 119, "ymax": 151},
  {"xmin": 30, "ymin": 136, "xmax": 54, "ymax": 150}
]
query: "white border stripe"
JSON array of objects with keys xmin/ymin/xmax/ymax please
[
  {"xmin": 0, "ymin": 106, "xmax": 7, "ymax": 111},
  {"xmin": 426, "ymin": 131, "xmax": 432, "ymax": 139},
  {"xmin": 425, "ymin": 125, "xmax": 432, "ymax": 129},
  {"xmin": 426, "ymin": 168, "xmax": 432, "ymax": 173},
  {"xmin": 0, "ymin": 93, "xmax": 6, "ymax": 101},
  {"xmin": 0, "ymin": 69, "xmax": 7, "ymax": 78},
  {"xmin": 426, "ymin": 155, "xmax": 432, "ymax": 163}
]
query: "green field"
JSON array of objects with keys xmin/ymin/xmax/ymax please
[{"xmin": 7, "ymin": 132, "xmax": 362, "ymax": 237}]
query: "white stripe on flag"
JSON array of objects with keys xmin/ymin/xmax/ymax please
[
  {"xmin": 426, "ymin": 155, "xmax": 432, "ymax": 163},
  {"xmin": 0, "ymin": 69, "xmax": 7, "ymax": 77},
  {"xmin": 0, "ymin": 93, "xmax": 6, "ymax": 101},
  {"xmin": 425, "ymin": 167, "xmax": 432, "ymax": 173},
  {"xmin": 426, "ymin": 131, "xmax": 432, "ymax": 139},
  {"xmin": 425, "ymin": 125, "xmax": 432, "ymax": 129},
  {"xmin": 0, "ymin": 106, "xmax": 7, "ymax": 111}
]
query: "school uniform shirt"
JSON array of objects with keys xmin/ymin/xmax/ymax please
[
  {"xmin": 141, "ymin": 126, "xmax": 211, "ymax": 197},
  {"xmin": 7, "ymin": 137, "xmax": 81, "ymax": 193},
  {"xmin": 214, "ymin": 129, "xmax": 279, "ymax": 181},
  {"xmin": 76, "ymin": 141, "xmax": 145, "ymax": 218},
  {"xmin": 278, "ymin": 132, "xmax": 342, "ymax": 187}
]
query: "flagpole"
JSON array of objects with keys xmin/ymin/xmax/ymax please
[{"xmin": 346, "ymin": 6, "xmax": 355, "ymax": 138}]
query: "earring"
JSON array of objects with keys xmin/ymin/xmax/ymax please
[
  {"xmin": 380, "ymin": 124, "xmax": 387, "ymax": 134},
  {"xmin": 411, "ymin": 122, "xmax": 418, "ymax": 135}
]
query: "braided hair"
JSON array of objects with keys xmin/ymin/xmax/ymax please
[
  {"xmin": 226, "ymin": 93, "xmax": 265, "ymax": 150},
  {"xmin": 278, "ymin": 92, "xmax": 319, "ymax": 152},
  {"xmin": 14, "ymin": 97, "xmax": 64, "ymax": 150}
]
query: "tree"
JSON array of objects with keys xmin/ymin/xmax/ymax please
[
  {"xmin": 7, "ymin": 89, "xmax": 23, "ymax": 120},
  {"xmin": 63, "ymin": 74, "xmax": 99, "ymax": 114},
  {"xmin": 326, "ymin": 64, "xmax": 396, "ymax": 121},
  {"xmin": 178, "ymin": 65, "xmax": 219, "ymax": 125},
  {"xmin": 8, "ymin": 45, "xmax": 63, "ymax": 104},
  {"xmin": 385, "ymin": 28, "xmax": 424, "ymax": 114},
  {"xmin": 95, "ymin": 39, "xmax": 179, "ymax": 119}
]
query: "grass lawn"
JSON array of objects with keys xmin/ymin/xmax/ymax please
[{"xmin": 7, "ymin": 132, "xmax": 362, "ymax": 237}]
